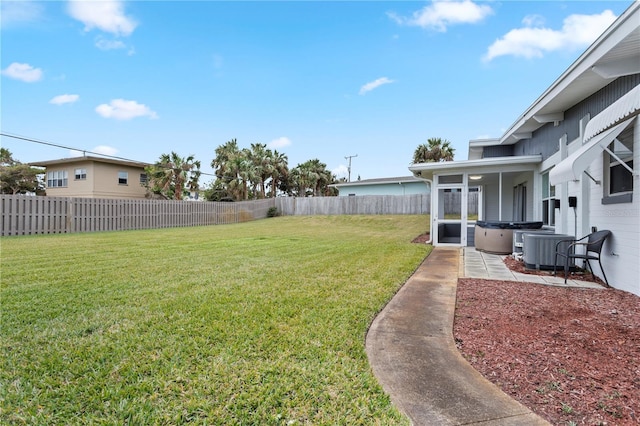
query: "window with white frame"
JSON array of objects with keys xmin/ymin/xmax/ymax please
[
  {"xmin": 603, "ymin": 123, "xmax": 633, "ymax": 203},
  {"xmin": 118, "ymin": 171, "xmax": 128, "ymax": 185},
  {"xmin": 541, "ymin": 171, "xmax": 555, "ymax": 226},
  {"xmin": 46, "ymin": 170, "xmax": 68, "ymax": 188},
  {"xmin": 75, "ymin": 168, "xmax": 87, "ymax": 180}
]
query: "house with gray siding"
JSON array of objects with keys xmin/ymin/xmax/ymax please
[
  {"xmin": 331, "ymin": 176, "xmax": 428, "ymax": 196},
  {"xmin": 409, "ymin": 1, "xmax": 639, "ymax": 296}
]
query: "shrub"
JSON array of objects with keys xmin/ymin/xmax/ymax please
[{"xmin": 267, "ymin": 207, "xmax": 279, "ymax": 217}]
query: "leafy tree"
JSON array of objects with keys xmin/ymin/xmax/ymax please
[
  {"xmin": 144, "ymin": 152, "xmax": 201, "ymax": 200},
  {"xmin": 0, "ymin": 148, "xmax": 44, "ymax": 195},
  {"xmin": 412, "ymin": 137, "xmax": 455, "ymax": 163},
  {"xmin": 202, "ymin": 179, "xmax": 234, "ymax": 201}
]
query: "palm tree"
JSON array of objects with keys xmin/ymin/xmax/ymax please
[
  {"xmin": 212, "ymin": 139, "xmax": 240, "ymax": 181},
  {"xmin": 293, "ymin": 159, "xmax": 332, "ymax": 197},
  {"xmin": 248, "ymin": 143, "xmax": 272, "ymax": 199},
  {"xmin": 212, "ymin": 139, "xmax": 257, "ymax": 200},
  {"xmin": 146, "ymin": 152, "xmax": 201, "ymax": 200},
  {"xmin": 268, "ymin": 150, "xmax": 288, "ymax": 198},
  {"xmin": 412, "ymin": 137, "xmax": 455, "ymax": 163}
]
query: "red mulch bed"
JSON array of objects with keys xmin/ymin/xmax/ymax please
[
  {"xmin": 411, "ymin": 238, "xmax": 639, "ymax": 424},
  {"xmin": 411, "ymin": 233, "xmax": 430, "ymax": 244},
  {"xmin": 503, "ymin": 255, "xmax": 606, "ymax": 285},
  {"xmin": 454, "ymin": 278, "xmax": 640, "ymax": 425}
]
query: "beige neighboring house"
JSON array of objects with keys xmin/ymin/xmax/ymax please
[{"xmin": 31, "ymin": 156, "xmax": 150, "ymax": 199}]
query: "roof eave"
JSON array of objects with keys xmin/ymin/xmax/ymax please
[
  {"xmin": 499, "ymin": 1, "xmax": 640, "ymax": 145},
  {"xmin": 409, "ymin": 155, "xmax": 542, "ymax": 179}
]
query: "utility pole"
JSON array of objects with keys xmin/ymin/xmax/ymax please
[{"xmin": 344, "ymin": 154, "xmax": 358, "ymax": 182}]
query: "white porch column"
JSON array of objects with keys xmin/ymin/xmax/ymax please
[{"xmin": 559, "ymin": 134, "xmax": 568, "ymax": 234}]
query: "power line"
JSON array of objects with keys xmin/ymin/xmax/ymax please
[{"xmin": 0, "ymin": 131, "xmax": 217, "ymax": 177}]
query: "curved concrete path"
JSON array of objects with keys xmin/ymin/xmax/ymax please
[{"xmin": 366, "ymin": 247, "xmax": 549, "ymax": 425}]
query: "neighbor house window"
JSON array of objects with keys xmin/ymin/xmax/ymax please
[
  {"xmin": 541, "ymin": 172, "xmax": 555, "ymax": 226},
  {"xmin": 139, "ymin": 173, "xmax": 148, "ymax": 185},
  {"xmin": 603, "ymin": 124, "xmax": 633, "ymax": 204},
  {"xmin": 75, "ymin": 168, "xmax": 87, "ymax": 180},
  {"xmin": 47, "ymin": 170, "xmax": 68, "ymax": 188},
  {"xmin": 118, "ymin": 171, "xmax": 128, "ymax": 185}
]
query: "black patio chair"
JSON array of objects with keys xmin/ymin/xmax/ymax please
[{"xmin": 553, "ymin": 230, "xmax": 611, "ymax": 286}]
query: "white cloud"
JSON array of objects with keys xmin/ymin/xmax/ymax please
[
  {"xmin": 95, "ymin": 37, "xmax": 126, "ymax": 51},
  {"xmin": 359, "ymin": 77, "xmax": 395, "ymax": 95},
  {"xmin": 268, "ymin": 137, "xmax": 292, "ymax": 149},
  {"xmin": 49, "ymin": 94, "xmax": 79, "ymax": 105},
  {"xmin": 332, "ymin": 165, "xmax": 349, "ymax": 180},
  {"xmin": 1, "ymin": 1, "xmax": 44, "ymax": 27},
  {"xmin": 484, "ymin": 10, "xmax": 617, "ymax": 62},
  {"xmin": 67, "ymin": 0, "xmax": 137, "ymax": 37},
  {"xmin": 389, "ymin": 0, "xmax": 493, "ymax": 32},
  {"xmin": 1, "ymin": 62, "xmax": 43, "ymax": 82},
  {"xmin": 95, "ymin": 99, "xmax": 158, "ymax": 120}
]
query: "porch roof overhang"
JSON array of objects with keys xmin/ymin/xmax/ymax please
[
  {"xmin": 408, "ymin": 155, "xmax": 542, "ymax": 181},
  {"xmin": 549, "ymin": 117, "xmax": 636, "ymax": 186}
]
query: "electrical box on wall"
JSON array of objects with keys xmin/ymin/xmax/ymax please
[{"xmin": 568, "ymin": 196, "xmax": 577, "ymax": 208}]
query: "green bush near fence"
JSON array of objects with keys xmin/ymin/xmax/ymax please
[{"xmin": 1, "ymin": 215, "xmax": 431, "ymax": 425}]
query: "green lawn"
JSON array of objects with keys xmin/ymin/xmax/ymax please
[{"xmin": 1, "ymin": 215, "xmax": 431, "ymax": 425}]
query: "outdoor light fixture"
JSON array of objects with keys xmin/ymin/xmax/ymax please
[{"xmin": 469, "ymin": 175, "xmax": 482, "ymax": 181}]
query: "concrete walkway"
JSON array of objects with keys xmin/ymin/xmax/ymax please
[
  {"xmin": 366, "ymin": 247, "xmax": 550, "ymax": 425},
  {"xmin": 461, "ymin": 247, "xmax": 604, "ymax": 288}
]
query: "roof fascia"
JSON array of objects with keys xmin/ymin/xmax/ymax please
[
  {"xmin": 499, "ymin": 1, "xmax": 640, "ymax": 145},
  {"xmin": 408, "ymin": 155, "xmax": 541, "ymax": 173},
  {"xmin": 332, "ymin": 177, "xmax": 421, "ymax": 188},
  {"xmin": 30, "ymin": 156, "xmax": 149, "ymax": 168}
]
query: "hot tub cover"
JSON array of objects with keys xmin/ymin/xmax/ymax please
[{"xmin": 475, "ymin": 221, "xmax": 543, "ymax": 230}]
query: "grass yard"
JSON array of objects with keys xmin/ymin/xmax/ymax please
[{"xmin": 1, "ymin": 215, "xmax": 431, "ymax": 425}]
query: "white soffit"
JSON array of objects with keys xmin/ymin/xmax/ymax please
[
  {"xmin": 409, "ymin": 155, "xmax": 541, "ymax": 174},
  {"xmin": 584, "ymin": 84, "xmax": 640, "ymax": 142},
  {"xmin": 549, "ymin": 118, "xmax": 633, "ymax": 185}
]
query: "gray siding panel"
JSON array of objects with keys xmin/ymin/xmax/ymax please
[
  {"xmin": 483, "ymin": 145, "xmax": 514, "ymax": 158},
  {"xmin": 514, "ymin": 74, "xmax": 640, "ymax": 161}
]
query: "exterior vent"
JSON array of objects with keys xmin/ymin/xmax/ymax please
[{"xmin": 523, "ymin": 233, "xmax": 574, "ymax": 270}]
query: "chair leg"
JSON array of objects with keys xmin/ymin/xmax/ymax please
[
  {"xmin": 598, "ymin": 258, "xmax": 609, "ymax": 287},
  {"xmin": 553, "ymin": 253, "xmax": 558, "ymax": 277},
  {"xmin": 563, "ymin": 256, "xmax": 569, "ymax": 284}
]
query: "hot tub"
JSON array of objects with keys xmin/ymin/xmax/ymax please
[{"xmin": 474, "ymin": 221, "xmax": 543, "ymax": 254}]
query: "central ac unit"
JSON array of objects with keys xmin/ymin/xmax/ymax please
[
  {"xmin": 512, "ymin": 229, "xmax": 555, "ymax": 254},
  {"xmin": 523, "ymin": 233, "xmax": 574, "ymax": 270}
]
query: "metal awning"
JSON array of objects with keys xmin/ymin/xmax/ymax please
[
  {"xmin": 549, "ymin": 118, "xmax": 634, "ymax": 185},
  {"xmin": 583, "ymin": 84, "xmax": 640, "ymax": 142}
]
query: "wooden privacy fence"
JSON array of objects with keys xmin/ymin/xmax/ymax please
[
  {"xmin": 440, "ymin": 191, "xmax": 478, "ymax": 216},
  {"xmin": 1, "ymin": 193, "xmax": 477, "ymax": 236},
  {"xmin": 1, "ymin": 195, "xmax": 275, "ymax": 236},
  {"xmin": 275, "ymin": 194, "xmax": 431, "ymax": 216},
  {"xmin": 274, "ymin": 193, "xmax": 478, "ymax": 216}
]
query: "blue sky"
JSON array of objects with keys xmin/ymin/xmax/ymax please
[{"xmin": 1, "ymin": 0, "xmax": 633, "ymax": 183}]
